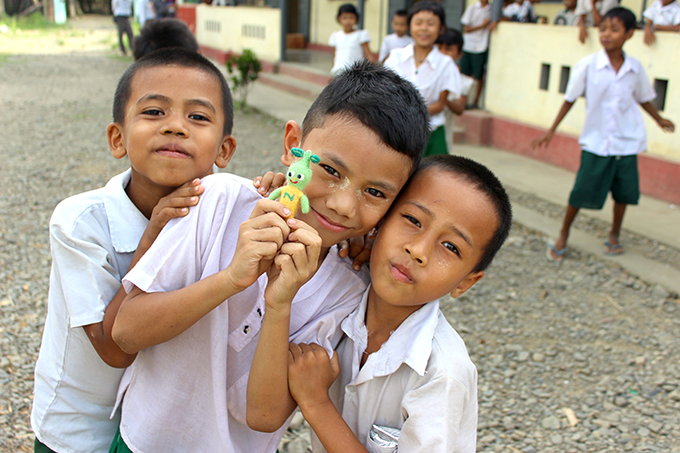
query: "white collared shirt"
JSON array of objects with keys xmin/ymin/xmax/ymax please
[
  {"xmin": 379, "ymin": 33, "xmax": 414, "ymax": 62},
  {"xmin": 329, "ymin": 29, "xmax": 371, "ymax": 75},
  {"xmin": 313, "ymin": 289, "xmax": 478, "ymax": 453},
  {"xmin": 112, "ymin": 0, "xmax": 133, "ymax": 16},
  {"xmin": 385, "ymin": 44, "xmax": 461, "ymax": 130},
  {"xmin": 32, "ymin": 170, "xmax": 147, "ymax": 453},
  {"xmin": 461, "ymin": 1, "xmax": 491, "ymax": 53},
  {"xmin": 118, "ymin": 173, "xmax": 370, "ymax": 453},
  {"xmin": 564, "ymin": 50, "xmax": 656, "ymax": 156},
  {"xmin": 574, "ymin": 0, "xmax": 618, "ymax": 24},
  {"xmin": 643, "ymin": 0, "xmax": 680, "ymax": 25}
]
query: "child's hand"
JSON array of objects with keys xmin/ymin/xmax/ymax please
[
  {"xmin": 658, "ymin": 118, "xmax": 675, "ymax": 133},
  {"xmin": 265, "ymin": 218, "xmax": 322, "ymax": 310},
  {"xmin": 227, "ymin": 199, "xmax": 291, "ymax": 291},
  {"xmin": 254, "ymin": 171, "xmax": 287, "ymax": 197},
  {"xmin": 644, "ymin": 25, "xmax": 656, "ymax": 46},
  {"xmin": 531, "ymin": 131, "xmax": 554, "ymax": 149},
  {"xmin": 144, "ymin": 178, "xmax": 204, "ymax": 243},
  {"xmin": 288, "ymin": 343, "xmax": 340, "ymax": 409},
  {"xmin": 337, "ymin": 229, "xmax": 377, "ymax": 271}
]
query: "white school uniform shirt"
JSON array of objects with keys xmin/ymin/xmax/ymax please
[
  {"xmin": 329, "ymin": 29, "xmax": 371, "ymax": 75},
  {"xmin": 643, "ymin": 0, "xmax": 680, "ymax": 25},
  {"xmin": 112, "ymin": 0, "xmax": 133, "ymax": 16},
  {"xmin": 564, "ymin": 50, "xmax": 656, "ymax": 156},
  {"xmin": 117, "ymin": 173, "xmax": 370, "ymax": 453},
  {"xmin": 32, "ymin": 170, "xmax": 146, "ymax": 453},
  {"xmin": 312, "ymin": 289, "xmax": 478, "ymax": 453},
  {"xmin": 461, "ymin": 1, "xmax": 491, "ymax": 53},
  {"xmin": 574, "ymin": 0, "xmax": 618, "ymax": 25},
  {"xmin": 516, "ymin": 0, "xmax": 536, "ymax": 22},
  {"xmin": 385, "ymin": 44, "xmax": 460, "ymax": 130},
  {"xmin": 503, "ymin": 2, "xmax": 521, "ymax": 19},
  {"xmin": 378, "ymin": 33, "xmax": 414, "ymax": 62}
]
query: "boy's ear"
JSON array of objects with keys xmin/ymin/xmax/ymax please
[
  {"xmin": 450, "ymin": 271, "xmax": 485, "ymax": 299},
  {"xmin": 624, "ymin": 28, "xmax": 634, "ymax": 41},
  {"xmin": 282, "ymin": 120, "xmax": 303, "ymax": 166},
  {"xmin": 107, "ymin": 123, "xmax": 127, "ymax": 160},
  {"xmin": 215, "ymin": 135, "xmax": 237, "ymax": 168}
]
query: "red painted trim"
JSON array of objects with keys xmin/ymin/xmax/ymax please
[
  {"xmin": 459, "ymin": 113, "xmax": 680, "ymax": 204},
  {"xmin": 306, "ymin": 43, "xmax": 334, "ymax": 53},
  {"xmin": 176, "ymin": 5, "xmax": 197, "ymax": 33}
]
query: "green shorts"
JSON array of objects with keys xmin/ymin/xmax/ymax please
[
  {"xmin": 108, "ymin": 426, "xmax": 133, "ymax": 453},
  {"xmin": 568, "ymin": 151, "xmax": 640, "ymax": 210},
  {"xmin": 34, "ymin": 438, "xmax": 57, "ymax": 453},
  {"xmin": 460, "ymin": 50, "xmax": 488, "ymax": 81},
  {"xmin": 424, "ymin": 126, "xmax": 448, "ymax": 157}
]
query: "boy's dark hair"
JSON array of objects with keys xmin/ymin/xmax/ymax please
[
  {"xmin": 394, "ymin": 9, "xmax": 408, "ymax": 18},
  {"xmin": 410, "ymin": 155, "xmax": 512, "ymax": 272},
  {"xmin": 407, "ymin": 1, "xmax": 446, "ymax": 28},
  {"xmin": 113, "ymin": 48, "xmax": 233, "ymax": 136},
  {"xmin": 601, "ymin": 7, "xmax": 637, "ymax": 31},
  {"xmin": 301, "ymin": 59, "xmax": 429, "ymax": 174},
  {"xmin": 337, "ymin": 3, "xmax": 359, "ymax": 20},
  {"xmin": 133, "ymin": 19, "xmax": 199, "ymax": 61},
  {"xmin": 436, "ymin": 27, "xmax": 464, "ymax": 50}
]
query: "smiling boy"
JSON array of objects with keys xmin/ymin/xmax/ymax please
[
  {"xmin": 285, "ymin": 155, "xmax": 512, "ymax": 453},
  {"xmin": 108, "ymin": 60, "xmax": 430, "ymax": 453},
  {"xmin": 31, "ymin": 49, "xmax": 235, "ymax": 453}
]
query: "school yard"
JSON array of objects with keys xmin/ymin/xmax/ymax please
[{"xmin": 0, "ymin": 16, "xmax": 679, "ymax": 453}]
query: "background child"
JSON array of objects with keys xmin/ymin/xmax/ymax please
[
  {"xmin": 460, "ymin": 0, "xmax": 491, "ymax": 109},
  {"xmin": 31, "ymin": 48, "xmax": 235, "ymax": 453},
  {"xmin": 329, "ymin": 4, "xmax": 373, "ymax": 75},
  {"xmin": 133, "ymin": 18, "xmax": 199, "ymax": 60},
  {"xmin": 385, "ymin": 1, "xmax": 459, "ymax": 157},
  {"xmin": 108, "ymin": 60, "xmax": 430, "ymax": 453},
  {"xmin": 436, "ymin": 28, "xmax": 475, "ymax": 152},
  {"xmin": 286, "ymin": 155, "xmax": 513, "ymax": 453},
  {"xmin": 575, "ymin": 0, "xmax": 618, "ymax": 43},
  {"xmin": 554, "ymin": 0, "xmax": 579, "ymax": 25},
  {"xmin": 378, "ymin": 9, "xmax": 413, "ymax": 62},
  {"xmin": 643, "ymin": 0, "xmax": 680, "ymax": 45},
  {"xmin": 532, "ymin": 7, "xmax": 675, "ymax": 262},
  {"xmin": 111, "ymin": 0, "xmax": 134, "ymax": 56}
]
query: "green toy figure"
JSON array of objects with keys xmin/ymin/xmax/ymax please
[{"xmin": 269, "ymin": 147, "xmax": 320, "ymax": 219}]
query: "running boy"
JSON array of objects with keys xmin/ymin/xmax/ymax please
[
  {"xmin": 378, "ymin": 10, "xmax": 413, "ymax": 62},
  {"xmin": 385, "ymin": 1, "xmax": 459, "ymax": 156},
  {"xmin": 329, "ymin": 4, "xmax": 373, "ymax": 75},
  {"xmin": 31, "ymin": 49, "xmax": 236, "ymax": 453},
  {"xmin": 108, "ymin": 60, "xmax": 430, "ymax": 453},
  {"xmin": 532, "ymin": 7, "xmax": 674, "ymax": 262},
  {"xmin": 285, "ymin": 155, "xmax": 512, "ymax": 452}
]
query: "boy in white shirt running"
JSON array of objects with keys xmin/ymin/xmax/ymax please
[
  {"xmin": 378, "ymin": 10, "xmax": 414, "ymax": 62},
  {"xmin": 108, "ymin": 60, "xmax": 431, "ymax": 453},
  {"xmin": 280, "ymin": 155, "xmax": 513, "ymax": 453},
  {"xmin": 31, "ymin": 48, "xmax": 236, "ymax": 453},
  {"xmin": 533, "ymin": 8, "xmax": 674, "ymax": 262}
]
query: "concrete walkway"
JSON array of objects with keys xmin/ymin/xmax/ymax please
[{"xmin": 248, "ymin": 80, "xmax": 680, "ymax": 295}]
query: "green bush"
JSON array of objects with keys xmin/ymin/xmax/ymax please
[{"xmin": 226, "ymin": 49, "xmax": 262, "ymax": 110}]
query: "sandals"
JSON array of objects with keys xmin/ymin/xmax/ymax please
[
  {"xmin": 604, "ymin": 240, "xmax": 625, "ymax": 256},
  {"xmin": 546, "ymin": 241, "xmax": 566, "ymax": 262}
]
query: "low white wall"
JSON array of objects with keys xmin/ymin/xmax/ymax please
[{"xmin": 196, "ymin": 4, "xmax": 282, "ymax": 62}]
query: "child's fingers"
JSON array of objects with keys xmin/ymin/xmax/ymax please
[
  {"xmin": 255, "ymin": 172, "xmax": 286, "ymax": 196},
  {"xmin": 337, "ymin": 240, "xmax": 349, "ymax": 257},
  {"xmin": 250, "ymin": 198, "xmax": 292, "ymax": 221}
]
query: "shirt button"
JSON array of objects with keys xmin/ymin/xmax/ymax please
[
  {"xmin": 257, "ymin": 308, "xmax": 262, "ymax": 317},
  {"xmin": 243, "ymin": 325, "xmax": 251, "ymax": 334}
]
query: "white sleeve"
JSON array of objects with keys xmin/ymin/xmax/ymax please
[
  {"xmin": 359, "ymin": 29, "xmax": 370, "ymax": 44},
  {"xmin": 49, "ymin": 213, "xmax": 122, "ymax": 328},
  {"xmin": 379, "ymin": 38, "xmax": 390, "ymax": 62},
  {"xmin": 564, "ymin": 56, "xmax": 589, "ymax": 103},
  {"xmin": 574, "ymin": 0, "xmax": 590, "ymax": 16},
  {"xmin": 642, "ymin": 2, "xmax": 656, "ymax": 21},
  {"xmin": 441, "ymin": 59, "xmax": 462, "ymax": 98},
  {"xmin": 633, "ymin": 65, "xmax": 656, "ymax": 104},
  {"xmin": 673, "ymin": 6, "xmax": 680, "ymax": 24},
  {"xmin": 397, "ymin": 376, "xmax": 476, "ymax": 453},
  {"xmin": 600, "ymin": 0, "xmax": 619, "ymax": 14},
  {"xmin": 461, "ymin": 5, "xmax": 473, "ymax": 25},
  {"xmin": 384, "ymin": 52, "xmax": 399, "ymax": 73},
  {"xmin": 329, "ymin": 31, "xmax": 337, "ymax": 47}
]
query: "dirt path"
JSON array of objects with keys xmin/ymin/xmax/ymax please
[{"xmin": 1, "ymin": 18, "xmax": 679, "ymax": 453}]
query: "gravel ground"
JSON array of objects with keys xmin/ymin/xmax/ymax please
[{"xmin": 1, "ymin": 32, "xmax": 679, "ymax": 453}]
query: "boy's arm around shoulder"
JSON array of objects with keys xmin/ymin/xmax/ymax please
[{"xmin": 113, "ymin": 179, "xmax": 292, "ymax": 354}]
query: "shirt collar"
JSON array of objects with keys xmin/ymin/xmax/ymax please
[
  {"xmin": 342, "ymin": 288, "xmax": 441, "ymax": 380},
  {"xmin": 103, "ymin": 169, "xmax": 149, "ymax": 254},
  {"xmin": 399, "ymin": 44, "xmax": 441, "ymax": 70},
  {"xmin": 596, "ymin": 49, "xmax": 637, "ymax": 75}
]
